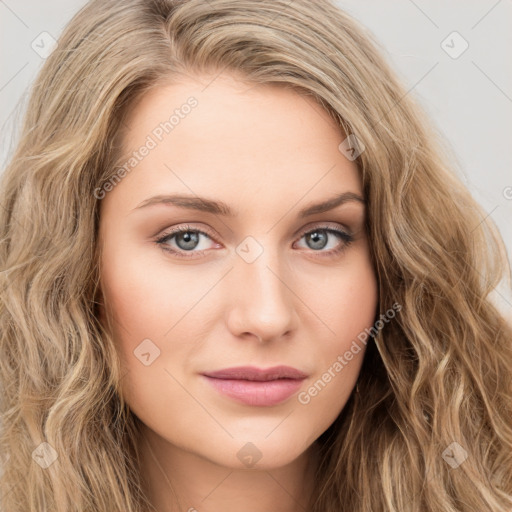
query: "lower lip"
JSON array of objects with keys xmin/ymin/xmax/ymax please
[{"xmin": 202, "ymin": 376, "xmax": 304, "ymax": 406}]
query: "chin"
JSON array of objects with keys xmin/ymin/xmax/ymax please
[{"xmin": 194, "ymin": 431, "xmax": 316, "ymax": 471}]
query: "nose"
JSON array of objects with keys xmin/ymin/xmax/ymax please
[{"xmin": 225, "ymin": 243, "xmax": 298, "ymax": 343}]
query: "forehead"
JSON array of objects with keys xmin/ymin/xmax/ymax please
[{"xmin": 103, "ymin": 73, "xmax": 363, "ymax": 217}]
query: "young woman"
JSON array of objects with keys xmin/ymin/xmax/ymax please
[{"xmin": 1, "ymin": 1, "xmax": 511, "ymax": 511}]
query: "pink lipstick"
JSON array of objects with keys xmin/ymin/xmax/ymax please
[{"xmin": 201, "ymin": 365, "xmax": 307, "ymax": 406}]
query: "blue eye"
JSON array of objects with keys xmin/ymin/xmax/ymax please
[
  {"xmin": 155, "ymin": 224, "xmax": 217, "ymax": 259},
  {"xmin": 294, "ymin": 227, "xmax": 354, "ymax": 254},
  {"xmin": 155, "ymin": 224, "xmax": 354, "ymax": 259}
]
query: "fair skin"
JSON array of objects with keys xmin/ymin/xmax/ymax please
[{"xmin": 97, "ymin": 72, "xmax": 378, "ymax": 512}]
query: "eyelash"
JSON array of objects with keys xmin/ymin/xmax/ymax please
[{"xmin": 154, "ymin": 223, "xmax": 354, "ymax": 260}]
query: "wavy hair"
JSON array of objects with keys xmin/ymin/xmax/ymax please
[{"xmin": 1, "ymin": 0, "xmax": 511, "ymax": 510}]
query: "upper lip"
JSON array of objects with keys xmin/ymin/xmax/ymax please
[{"xmin": 202, "ymin": 365, "xmax": 308, "ymax": 381}]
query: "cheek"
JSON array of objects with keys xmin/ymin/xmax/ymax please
[
  {"xmin": 99, "ymin": 249, "xmax": 196, "ymax": 421},
  {"xmin": 99, "ymin": 241, "xmax": 201, "ymax": 343},
  {"xmin": 323, "ymin": 264, "xmax": 378, "ymax": 343},
  {"xmin": 99, "ymin": 242, "xmax": 218, "ymax": 403},
  {"xmin": 303, "ymin": 240, "xmax": 378, "ymax": 349},
  {"xmin": 296, "ymin": 248, "xmax": 378, "ymax": 411}
]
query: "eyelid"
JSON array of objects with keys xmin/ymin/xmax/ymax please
[
  {"xmin": 154, "ymin": 221, "xmax": 355, "ymax": 258},
  {"xmin": 155, "ymin": 221, "xmax": 351, "ymax": 243},
  {"xmin": 294, "ymin": 220, "xmax": 352, "ymax": 238}
]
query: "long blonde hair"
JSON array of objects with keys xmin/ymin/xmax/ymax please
[{"xmin": 1, "ymin": 1, "xmax": 511, "ymax": 510}]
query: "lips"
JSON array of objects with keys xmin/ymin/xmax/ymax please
[
  {"xmin": 203, "ymin": 365, "xmax": 308, "ymax": 381},
  {"xmin": 201, "ymin": 365, "xmax": 308, "ymax": 406}
]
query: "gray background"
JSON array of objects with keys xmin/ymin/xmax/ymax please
[{"xmin": 1, "ymin": 0, "xmax": 511, "ymax": 314}]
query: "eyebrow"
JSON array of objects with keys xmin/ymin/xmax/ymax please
[{"xmin": 132, "ymin": 191, "xmax": 365, "ymax": 218}]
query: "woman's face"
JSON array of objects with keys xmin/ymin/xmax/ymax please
[{"xmin": 98, "ymin": 72, "xmax": 378, "ymax": 470}]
